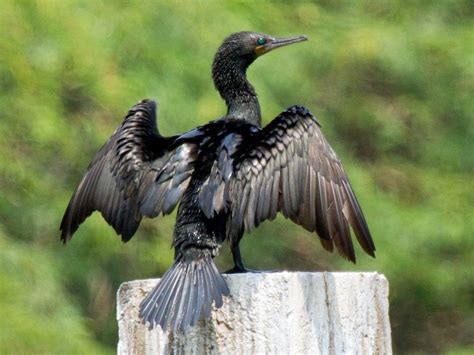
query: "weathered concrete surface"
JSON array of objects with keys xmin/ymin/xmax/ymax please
[{"xmin": 117, "ymin": 272, "xmax": 391, "ymax": 355}]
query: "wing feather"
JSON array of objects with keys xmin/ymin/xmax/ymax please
[
  {"xmin": 60, "ymin": 99, "xmax": 198, "ymax": 243},
  {"xmin": 228, "ymin": 105, "xmax": 375, "ymax": 262}
]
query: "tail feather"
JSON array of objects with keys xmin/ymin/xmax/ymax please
[
  {"xmin": 180, "ymin": 267, "xmax": 197, "ymax": 328},
  {"xmin": 201, "ymin": 266, "xmax": 212, "ymax": 319},
  {"xmin": 139, "ymin": 252, "xmax": 229, "ymax": 332},
  {"xmin": 141, "ymin": 263, "xmax": 181, "ymax": 323},
  {"xmin": 157, "ymin": 264, "xmax": 187, "ymax": 330}
]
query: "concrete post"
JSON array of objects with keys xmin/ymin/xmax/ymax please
[{"xmin": 117, "ymin": 272, "xmax": 391, "ymax": 354}]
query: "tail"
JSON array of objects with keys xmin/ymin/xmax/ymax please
[{"xmin": 139, "ymin": 250, "xmax": 229, "ymax": 332}]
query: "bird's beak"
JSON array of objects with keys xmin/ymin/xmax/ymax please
[{"xmin": 256, "ymin": 35, "xmax": 308, "ymax": 56}]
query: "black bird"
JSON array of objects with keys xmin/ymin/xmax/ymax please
[{"xmin": 60, "ymin": 31, "xmax": 375, "ymax": 332}]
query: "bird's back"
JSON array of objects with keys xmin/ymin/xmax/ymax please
[{"xmin": 172, "ymin": 118, "xmax": 258, "ymax": 254}]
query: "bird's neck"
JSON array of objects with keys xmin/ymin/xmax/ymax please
[
  {"xmin": 212, "ymin": 56, "xmax": 261, "ymax": 127},
  {"xmin": 226, "ymin": 86, "xmax": 261, "ymax": 127}
]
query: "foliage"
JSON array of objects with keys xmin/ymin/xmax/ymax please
[{"xmin": 0, "ymin": 1, "xmax": 472, "ymax": 353}]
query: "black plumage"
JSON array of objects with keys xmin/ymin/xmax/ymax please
[{"xmin": 60, "ymin": 31, "xmax": 375, "ymax": 332}]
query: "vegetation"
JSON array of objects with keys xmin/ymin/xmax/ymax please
[{"xmin": 0, "ymin": 1, "xmax": 472, "ymax": 353}]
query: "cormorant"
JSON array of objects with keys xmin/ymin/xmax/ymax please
[{"xmin": 60, "ymin": 31, "xmax": 375, "ymax": 332}]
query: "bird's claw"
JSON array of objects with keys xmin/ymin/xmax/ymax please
[{"xmin": 223, "ymin": 266, "xmax": 278, "ymax": 274}]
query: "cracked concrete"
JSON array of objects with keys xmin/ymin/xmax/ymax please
[{"xmin": 117, "ymin": 272, "xmax": 392, "ymax": 355}]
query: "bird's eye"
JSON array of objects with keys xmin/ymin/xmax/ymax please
[{"xmin": 256, "ymin": 37, "xmax": 266, "ymax": 46}]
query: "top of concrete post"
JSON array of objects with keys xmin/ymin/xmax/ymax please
[{"xmin": 117, "ymin": 272, "xmax": 391, "ymax": 355}]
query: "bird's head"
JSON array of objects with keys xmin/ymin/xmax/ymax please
[
  {"xmin": 212, "ymin": 31, "xmax": 307, "ymax": 124},
  {"xmin": 214, "ymin": 31, "xmax": 308, "ymax": 70}
]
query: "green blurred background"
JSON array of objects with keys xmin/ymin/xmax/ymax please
[{"xmin": 0, "ymin": 1, "xmax": 473, "ymax": 353}]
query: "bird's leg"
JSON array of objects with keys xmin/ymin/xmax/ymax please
[
  {"xmin": 223, "ymin": 245, "xmax": 277, "ymax": 274},
  {"xmin": 224, "ymin": 244, "xmax": 247, "ymax": 273}
]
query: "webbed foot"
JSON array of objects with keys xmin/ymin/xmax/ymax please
[
  {"xmin": 223, "ymin": 266, "xmax": 278, "ymax": 274},
  {"xmin": 225, "ymin": 244, "xmax": 278, "ymax": 274}
]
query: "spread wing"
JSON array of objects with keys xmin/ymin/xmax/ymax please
[
  {"xmin": 60, "ymin": 99, "xmax": 198, "ymax": 243},
  {"xmin": 228, "ymin": 105, "xmax": 375, "ymax": 262}
]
